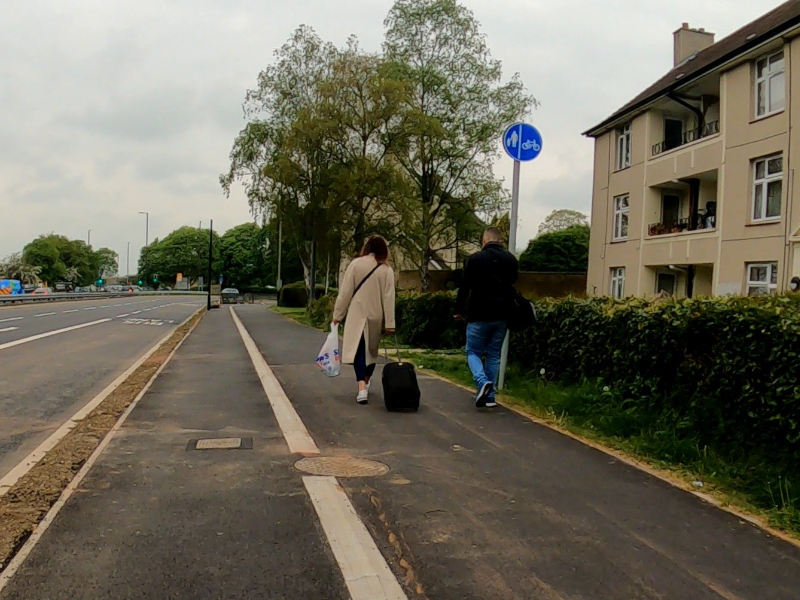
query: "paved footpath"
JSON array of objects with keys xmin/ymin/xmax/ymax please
[{"xmin": 2, "ymin": 305, "xmax": 800, "ymax": 599}]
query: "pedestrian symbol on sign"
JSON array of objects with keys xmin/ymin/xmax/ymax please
[{"xmin": 506, "ymin": 129, "xmax": 519, "ymax": 150}]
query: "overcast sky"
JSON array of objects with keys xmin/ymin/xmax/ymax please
[{"xmin": 0, "ymin": 0, "xmax": 783, "ymax": 266}]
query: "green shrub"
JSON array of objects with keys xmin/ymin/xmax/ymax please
[
  {"xmin": 278, "ymin": 282, "xmax": 331, "ymax": 307},
  {"xmin": 308, "ymin": 294, "xmax": 336, "ymax": 328},
  {"xmin": 396, "ymin": 292, "xmax": 465, "ymax": 349}
]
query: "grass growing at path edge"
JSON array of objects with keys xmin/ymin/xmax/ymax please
[{"xmin": 404, "ymin": 350, "xmax": 800, "ymax": 539}]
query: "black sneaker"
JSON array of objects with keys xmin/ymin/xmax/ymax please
[{"xmin": 475, "ymin": 382, "xmax": 492, "ymax": 408}]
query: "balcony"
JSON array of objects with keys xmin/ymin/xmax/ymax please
[
  {"xmin": 648, "ymin": 213, "xmax": 716, "ymax": 236},
  {"xmin": 652, "ymin": 120, "xmax": 719, "ymax": 156}
]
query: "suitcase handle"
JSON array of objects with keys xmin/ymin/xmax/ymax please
[{"xmin": 383, "ymin": 334, "xmax": 402, "ymax": 362}]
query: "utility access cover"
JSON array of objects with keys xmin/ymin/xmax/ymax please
[
  {"xmin": 294, "ymin": 456, "xmax": 389, "ymax": 478},
  {"xmin": 186, "ymin": 437, "xmax": 253, "ymax": 451}
]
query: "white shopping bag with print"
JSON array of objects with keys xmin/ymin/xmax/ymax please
[{"xmin": 315, "ymin": 323, "xmax": 341, "ymax": 377}]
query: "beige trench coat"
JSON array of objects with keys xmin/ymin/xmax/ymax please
[{"xmin": 333, "ymin": 255, "xmax": 396, "ymax": 365}]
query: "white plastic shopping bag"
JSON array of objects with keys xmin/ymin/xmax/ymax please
[{"xmin": 315, "ymin": 323, "xmax": 341, "ymax": 377}]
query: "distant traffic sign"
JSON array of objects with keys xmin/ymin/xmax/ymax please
[
  {"xmin": 503, "ymin": 123, "xmax": 542, "ymax": 162},
  {"xmin": 219, "ymin": 275, "xmax": 223, "ymax": 284}
]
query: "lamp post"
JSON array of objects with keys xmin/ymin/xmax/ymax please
[
  {"xmin": 87, "ymin": 229, "xmax": 92, "ymax": 246},
  {"xmin": 126, "ymin": 242, "xmax": 131, "ymax": 281}
]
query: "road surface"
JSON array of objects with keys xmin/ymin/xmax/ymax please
[
  {"xmin": 0, "ymin": 295, "xmax": 204, "ymax": 481},
  {"xmin": 1, "ymin": 305, "xmax": 799, "ymax": 600}
]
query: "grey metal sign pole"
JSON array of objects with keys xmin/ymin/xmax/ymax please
[
  {"xmin": 497, "ymin": 160, "xmax": 520, "ymax": 391},
  {"xmin": 496, "ymin": 122, "xmax": 542, "ymax": 391}
]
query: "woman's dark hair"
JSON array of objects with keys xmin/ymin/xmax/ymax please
[{"xmin": 359, "ymin": 235, "xmax": 390, "ymax": 263}]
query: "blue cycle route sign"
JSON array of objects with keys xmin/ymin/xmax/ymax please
[{"xmin": 503, "ymin": 123, "xmax": 543, "ymax": 162}]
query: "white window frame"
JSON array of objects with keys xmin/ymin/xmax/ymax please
[
  {"xmin": 752, "ymin": 154, "xmax": 783, "ymax": 222},
  {"xmin": 610, "ymin": 267, "xmax": 625, "ymax": 299},
  {"xmin": 616, "ymin": 123, "xmax": 631, "ymax": 170},
  {"xmin": 613, "ymin": 194, "xmax": 629, "ymax": 241},
  {"xmin": 755, "ymin": 50, "xmax": 785, "ymax": 118},
  {"xmin": 746, "ymin": 262, "xmax": 778, "ymax": 296}
]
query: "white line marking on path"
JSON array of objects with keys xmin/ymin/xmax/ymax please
[
  {"xmin": 132, "ymin": 310, "xmax": 142, "ymax": 314},
  {"xmin": 0, "ymin": 327, "xmax": 19, "ymax": 333},
  {"xmin": 34, "ymin": 312, "xmax": 56, "ymax": 317},
  {"xmin": 304, "ymin": 476, "xmax": 408, "ymax": 600},
  {"xmin": 99, "ymin": 305, "xmax": 109, "ymax": 308},
  {"xmin": 0, "ymin": 317, "xmax": 23, "ymax": 323},
  {"xmin": 230, "ymin": 307, "xmax": 319, "ymax": 455},
  {"xmin": 230, "ymin": 306, "xmax": 406, "ymax": 599},
  {"xmin": 113, "ymin": 304, "xmax": 122, "ymax": 307},
  {"xmin": 116, "ymin": 313, "xmax": 130, "ymax": 318},
  {"xmin": 0, "ymin": 319, "xmax": 111, "ymax": 351},
  {"xmin": 62, "ymin": 309, "xmax": 78, "ymax": 314},
  {"xmin": 0, "ymin": 308, "xmax": 203, "ymax": 594},
  {"xmin": 84, "ymin": 307, "xmax": 97, "ymax": 311}
]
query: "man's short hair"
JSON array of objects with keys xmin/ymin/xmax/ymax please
[{"xmin": 483, "ymin": 227, "xmax": 503, "ymax": 243}]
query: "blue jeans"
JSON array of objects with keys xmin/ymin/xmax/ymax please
[{"xmin": 466, "ymin": 321, "xmax": 507, "ymax": 396}]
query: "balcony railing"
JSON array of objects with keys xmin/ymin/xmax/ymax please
[
  {"xmin": 652, "ymin": 120, "xmax": 720, "ymax": 156},
  {"xmin": 648, "ymin": 214, "xmax": 717, "ymax": 236}
]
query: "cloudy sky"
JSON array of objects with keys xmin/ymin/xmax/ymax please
[{"xmin": 0, "ymin": 0, "xmax": 783, "ymax": 266}]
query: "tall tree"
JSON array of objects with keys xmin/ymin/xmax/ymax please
[
  {"xmin": 218, "ymin": 222, "xmax": 267, "ymax": 288},
  {"xmin": 537, "ymin": 209, "xmax": 589, "ymax": 235},
  {"xmin": 383, "ymin": 0, "xmax": 534, "ymax": 289},
  {"xmin": 222, "ymin": 26, "xmax": 339, "ymax": 302},
  {"xmin": 139, "ymin": 227, "xmax": 221, "ymax": 287},
  {"xmin": 23, "ymin": 237, "xmax": 66, "ymax": 285},
  {"xmin": 95, "ymin": 248, "xmax": 119, "ymax": 279},
  {"xmin": 519, "ymin": 225, "xmax": 590, "ymax": 273}
]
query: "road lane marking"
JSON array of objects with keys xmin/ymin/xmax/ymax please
[
  {"xmin": 116, "ymin": 313, "xmax": 130, "ymax": 318},
  {"xmin": 123, "ymin": 302, "xmax": 132, "ymax": 305},
  {"xmin": 0, "ymin": 307, "xmax": 204, "ymax": 593},
  {"xmin": 34, "ymin": 312, "xmax": 56, "ymax": 317},
  {"xmin": 230, "ymin": 307, "xmax": 319, "ymax": 455},
  {"xmin": 0, "ymin": 318, "xmax": 112, "ymax": 351},
  {"xmin": 0, "ymin": 327, "xmax": 19, "ymax": 333},
  {"xmin": 304, "ymin": 476, "xmax": 408, "ymax": 600},
  {"xmin": 0, "ymin": 317, "xmax": 23, "ymax": 323},
  {"xmin": 132, "ymin": 310, "xmax": 142, "ymax": 314},
  {"xmin": 99, "ymin": 305, "xmax": 109, "ymax": 308},
  {"xmin": 62, "ymin": 309, "xmax": 79, "ymax": 314},
  {"xmin": 113, "ymin": 303, "xmax": 122, "ymax": 307},
  {"xmin": 84, "ymin": 307, "xmax": 97, "ymax": 311}
]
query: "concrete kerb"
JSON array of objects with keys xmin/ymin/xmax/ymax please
[
  {"xmin": 0, "ymin": 307, "xmax": 206, "ymax": 590},
  {"xmin": 272, "ymin": 307, "xmax": 800, "ymax": 551}
]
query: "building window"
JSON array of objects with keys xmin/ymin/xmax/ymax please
[
  {"xmin": 613, "ymin": 194, "xmax": 629, "ymax": 240},
  {"xmin": 752, "ymin": 154, "xmax": 782, "ymax": 221},
  {"xmin": 610, "ymin": 267, "xmax": 625, "ymax": 299},
  {"xmin": 746, "ymin": 262, "xmax": 778, "ymax": 296},
  {"xmin": 756, "ymin": 50, "xmax": 785, "ymax": 117},
  {"xmin": 616, "ymin": 123, "xmax": 631, "ymax": 170}
]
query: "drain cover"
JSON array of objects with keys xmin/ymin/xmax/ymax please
[
  {"xmin": 186, "ymin": 437, "xmax": 253, "ymax": 451},
  {"xmin": 294, "ymin": 456, "xmax": 389, "ymax": 478}
]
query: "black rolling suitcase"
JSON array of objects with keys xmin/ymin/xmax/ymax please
[{"xmin": 381, "ymin": 339, "xmax": 420, "ymax": 412}]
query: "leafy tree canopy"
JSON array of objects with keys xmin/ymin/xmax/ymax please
[{"xmin": 519, "ymin": 225, "xmax": 590, "ymax": 273}]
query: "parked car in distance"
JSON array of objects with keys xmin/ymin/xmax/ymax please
[
  {"xmin": 221, "ymin": 288, "xmax": 240, "ymax": 304},
  {"xmin": 32, "ymin": 287, "xmax": 52, "ymax": 295}
]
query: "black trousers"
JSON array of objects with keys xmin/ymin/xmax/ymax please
[{"xmin": 354, "ymin": 335, "xmax": 376, "ymax": 382}]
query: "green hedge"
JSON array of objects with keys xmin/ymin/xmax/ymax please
[
  {"xmin": 278, "ymin": 282, "xmax": 336, "ymax": 308},
  {"xmin": 307, "ymin": 291, "xmax": 800, "ymax": 467}
]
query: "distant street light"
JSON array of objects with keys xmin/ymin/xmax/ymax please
[
  {"xmin": 126, "ymin": 242, "xmax": 131, "ymax": 279},
  {"xmin": 87, "ymin": 229, "xmax": 92, "ymax": 246}
]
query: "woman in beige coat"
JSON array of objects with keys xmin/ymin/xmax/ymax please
[{"xmin": 333, "ymin": 236, "xmax": 396, "ymax": 404}]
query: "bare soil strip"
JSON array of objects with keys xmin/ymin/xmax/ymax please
[{"xmin": 0, "ymin": 310, "xmax": 204, "ymax": 572}]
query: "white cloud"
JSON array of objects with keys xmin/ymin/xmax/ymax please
[{"xmin": 0, "ymin": 0, "xmax": 783, "ymax": 266}]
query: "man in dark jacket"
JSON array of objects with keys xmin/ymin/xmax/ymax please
[{"xmin": 454, "ymin": 227, "xmax": 519, "ymax": 408}]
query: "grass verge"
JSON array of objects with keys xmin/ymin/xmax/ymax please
[
  {"xmin": 403, "ymin": 350, "xmax": 800, "ymax": 540},
  {"xmin": 271, "ymin": 306, "xmax": 312, "ymax": 327},
  {"xmin": 0, "ymin": 309, "xmax": 204, "ymax": 573}
]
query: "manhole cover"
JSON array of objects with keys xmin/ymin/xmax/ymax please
[
  {"xmin": 294, "ymin": 456, "xmax": 389, "ymax": 478},
  {"xmin": 186, "ymin": 437, "xmax": 253, "ymax": 451}
]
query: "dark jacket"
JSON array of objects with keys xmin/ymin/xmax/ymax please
[{"xmin": 455, "ymin": 242, "xmax": 519, "ymax": 323}]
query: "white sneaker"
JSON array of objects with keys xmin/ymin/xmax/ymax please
[{"xmin": 356, "ymin": 390, "xmax": 369, "ymax": 405}]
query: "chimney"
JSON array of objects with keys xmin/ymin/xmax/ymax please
[{"xmin": 673, "ymin": 23, "xmax": 715, "ymax": 66}]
